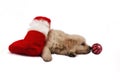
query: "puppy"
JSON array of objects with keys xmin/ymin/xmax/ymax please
[{"xmin": 41, "ymin": 30, "xmax": 91, "ymax": 62}]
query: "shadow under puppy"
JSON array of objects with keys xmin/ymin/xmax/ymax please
[{"xmin": 41, "ymin": 30, "xmax": 91, "ymax": 62}]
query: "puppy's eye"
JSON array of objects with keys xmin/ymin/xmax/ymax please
[{"xmin": 81, "ymin": 42, "xmax": 85, "ymax": 46}]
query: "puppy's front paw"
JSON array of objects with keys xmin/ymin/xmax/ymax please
[
  {"xmin": 68, "ymin": 53, "xmax": 76, "ymax": 57},
  {"xmin": 42, "ymin": 56, "xmax": 52, "ymax": 62},
  {"xmin": 42, "ymin": 53, "xmax": 52, "ymax": 62}
]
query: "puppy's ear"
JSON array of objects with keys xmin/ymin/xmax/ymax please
[{"xmin": 64, "ymin": 39, "xmax": 77, "ymax": 49}]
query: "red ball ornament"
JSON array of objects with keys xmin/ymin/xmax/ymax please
[{"xmin": 92, "ymin": 43, "xmax": 102, "ymax": 54}]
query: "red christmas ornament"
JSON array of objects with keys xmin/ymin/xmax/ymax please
[{"xmin": 92, "ymin": 43, "xmax": 102, "ymax": 54}]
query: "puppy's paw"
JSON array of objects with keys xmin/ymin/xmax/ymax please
[
  {"xmin": 42, "ymin": 53, "xmax": 52, "ymax": 62},
  {"xmin": 43, "ymin": 57, "xmax": 52, "ymax": 62},
  {"xmin": 41, "ymin": 46, "xmax": 52, "ymax": 62},
  {"xmin": 68, "ymin": 53, "xmax": 76, "ymax": 57}
]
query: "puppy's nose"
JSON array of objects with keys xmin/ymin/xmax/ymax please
[
  {"xmin": 89, "ymin": 46, "xmax": 92, "ymax": 50},
  {"xmin": 87, "ymin": 46, "xmax": 92, "ymax": 53}
]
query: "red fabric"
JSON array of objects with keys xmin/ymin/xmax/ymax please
[
  {"xmin": 9, "ymin": 30, "xmax": 46, "ymax": 56},
  {"xmin": 34, "ymin": 16, "xmax": 51, "ymax": 25}
]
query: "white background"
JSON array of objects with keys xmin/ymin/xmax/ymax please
[{"xmin": 0, "ymin": 0, "xmax": 120, "ymax": 80}]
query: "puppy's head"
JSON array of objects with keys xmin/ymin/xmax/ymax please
[{"xmin": 69, "ymin": 35, "xmax": 91, "ymax": 54}]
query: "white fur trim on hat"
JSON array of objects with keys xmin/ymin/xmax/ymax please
[{"xmin": 29, "ymin": 20, "xmax": 50, "ymax": 37}]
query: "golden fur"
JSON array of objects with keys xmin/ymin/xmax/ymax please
[{"xmin": 41, "ymin": 30, "xmax": 91, "ymax": 62}]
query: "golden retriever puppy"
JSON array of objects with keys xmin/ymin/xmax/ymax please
[{"xmin": 41, "ymin": 30, "xmax": 91, "ymax": 62}]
